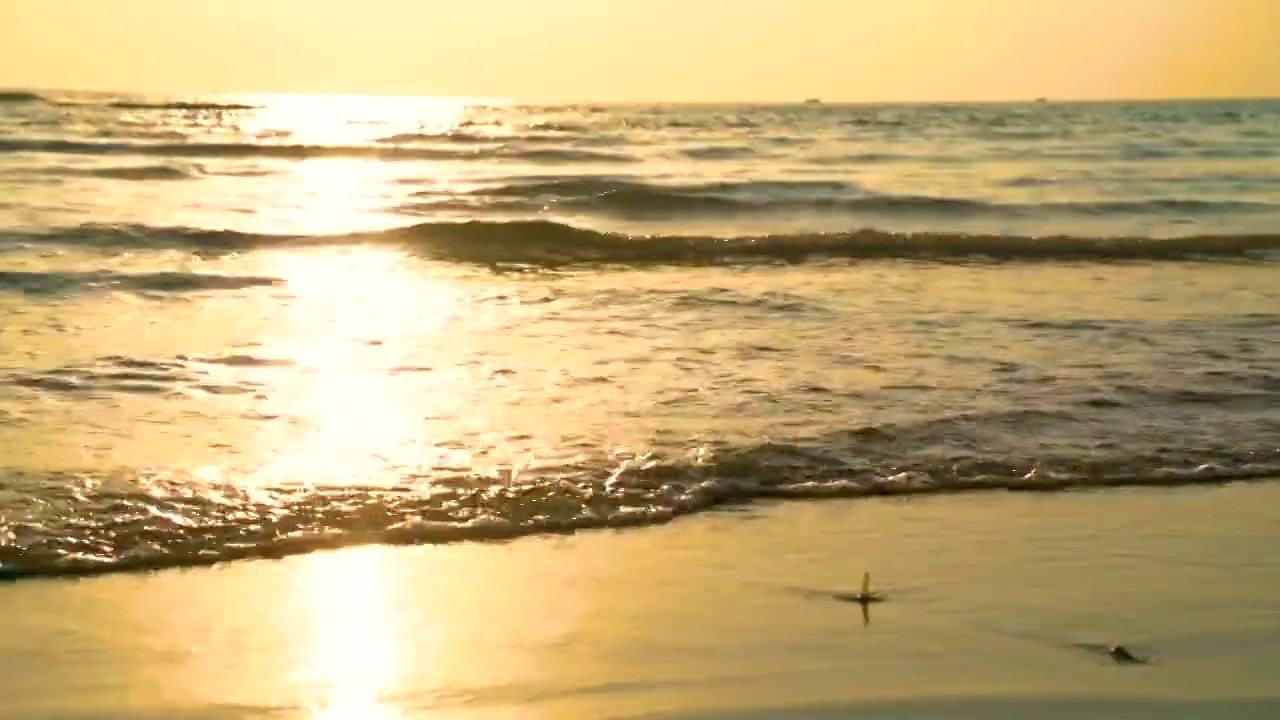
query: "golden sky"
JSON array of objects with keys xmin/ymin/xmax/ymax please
[{"xmin": 2, "ymin": 0, "xmax": 1277, "ymax": 102}]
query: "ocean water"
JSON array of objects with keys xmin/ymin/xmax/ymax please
[{"xmin": 1, "ymin": 90, "xmax": 1279, "ymax": 579}]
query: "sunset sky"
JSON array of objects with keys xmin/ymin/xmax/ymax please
[{"xmin": 2, "ymin": 0, "xmax": 1277, "ymax": 102}]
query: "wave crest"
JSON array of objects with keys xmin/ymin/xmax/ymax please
[
  {"xmin": 400, "ymin": 176, "xmax": 1280, "ymax": 219},
  {"xmin": 9, "ymin": 220, "xmax": 1280, "ymax": 265}
]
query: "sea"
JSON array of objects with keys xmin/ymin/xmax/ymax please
[{"xmin": 1, "ymin": 89, "xmax": 1279, "ymax": 580}]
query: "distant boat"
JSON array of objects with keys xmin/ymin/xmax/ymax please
[
  {"xmin": 1035, "ymin": 97, "xmax": 1048, "ymax": 103},
  {"xmin": 804, "ymin": 98, "xmax": 822, "ymax": 104}
]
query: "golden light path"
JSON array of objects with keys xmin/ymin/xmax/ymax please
[
  {"xmin": 246, "ymin": 96, "xmax": 474, "ymax": 716},
  {"xmin": 299, "ymin": 547, "xmax": 407, "ymax": 720},
  {"xmin": 256, "ymin": 245, "xmax": 461, "ymax": 486},
  {"xmin": 243, "ymin": 94, "xmax": 475, "ymax": 485},
  {"xmin": 240, "ymin": 94, "xmax": 482, "ymax": 236}
]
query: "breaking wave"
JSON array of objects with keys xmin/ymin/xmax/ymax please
[
  {"xmin": 7, "ymin": 220, "xmax": 1280, "ymax": 265},
  {"xmin": 2, "ymin": 440, "xmax": 1278, "ymax": 580}
]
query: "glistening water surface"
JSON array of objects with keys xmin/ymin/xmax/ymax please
[{"xmin": 1, "ymin": 91, "xmax": 1279, "ymax": 577}]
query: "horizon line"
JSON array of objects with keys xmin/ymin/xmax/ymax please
[{"xmin": 6, "ymin": 85, "xmax": 1280, "ymax": 106}]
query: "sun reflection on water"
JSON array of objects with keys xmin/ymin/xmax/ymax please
[
  {"xmin": 298, "ymin": 547, "xmax": 407, "ymax": 720},
  {"xmin": 257, "ymin": 159, "xmax": 404, "ymax": 237},
  {"xmin": 237, "ymin": 94, "xmax": 484, "ymax": 236},
  {"xmin": 240, "ymin": 94, "xmax": 482, "ymax": 146},
  {"xmin": 254, "ymin": 246, "xmax": 463, "ymax": 487}
]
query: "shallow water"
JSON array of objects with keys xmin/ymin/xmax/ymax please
[{"xmin": 1, "ymin": 93, "xmax": 1279, "ymax": 577}]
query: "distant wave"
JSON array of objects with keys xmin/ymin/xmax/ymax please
[
  {"xmin": 86, "ymin": 164, "xmax": 201, "ymax": 181},
  {"xmin": 377, "ymin": 132, "xmax": 495, "ymax": 145},
  {"xmin": 806, "ymin": 151, "xmax": 924, "ymax": 164},
  {"xmin": 25, "ymin": 163, "xmax": 274, "ymax": 181},
  {"xmin": 436, "ymin": 177, "xmax": 865, "ymax": 214},
  {"xmin": 399, "ymin": 192, "xmax": 1280, "ymax": 222},
  {"xmin": 7, "ymin": 220, "xmax": 1280, "ymax": 265},
  {"xmin": 33, "ymin": 163, "xmax": 204, "ymax": 181},
  {"xmin": 808, "ymin": 145, "xmax": 1280, "ymax": 163},
  {"xmin": 398, "ymin": 176, "xmax": 1280, "ymax": 219},
  {"xmin": 0, "ymin": 138, "xmax": 635, "ymax": 163},
  {"xmin": 375, "ymin": 131, "xmax": 616, "ymax": 147},
  {"xmin": 1, "ymin": 436, "xmax": 1277, "ymax": 580},
  {"xmin": 478, "ymin": 177, "xmax": 859, "ymax": 200},
  {"xmin": 0, "ymin": 90, "xmax": 47, "ymax": 104},
  {"xmin": 107, "ymin": 100, "xmax": 260, "ymax": 111},
  {"xmin": 0, "ymin": 93, "xmax": 257, "ymax": 110},
  {"xmin": 0, "ymin": 269, "xmax": 281, "ymax": 295},
  {"xmin": 3, "ymin": 134, "xmax": 1274, "ymax": 167},
  {"xmin": 679, "ymin": 145, "xmax": 759, "ymax": 160}
]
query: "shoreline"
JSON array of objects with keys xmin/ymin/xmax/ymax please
[
  {"xmin": 3, "ymin": 481, "xmax": 1279, "ymax": 719},
  {"xmin": 4, "ymin": 472, "xmax": 1279, "ymax": 583}
]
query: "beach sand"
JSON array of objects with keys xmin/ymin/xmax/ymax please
[{"xmin": 3, "ymin": 481, "xmax": 1279, "ymax": 720}]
